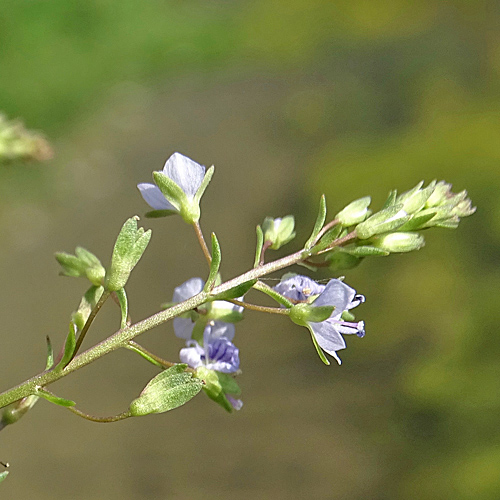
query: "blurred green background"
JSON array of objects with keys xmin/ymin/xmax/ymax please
[{"xmin": 1, "ymin": 1, "xmax": 499, "ymax": 498}]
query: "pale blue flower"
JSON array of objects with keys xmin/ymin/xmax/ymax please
[
  {"xmin": 179, "ymin": 325, "xmax": 240, "ymax": 373},
  {"xmin": 275, "ymin": 275, "xmax": 365, "ymax": 365}
]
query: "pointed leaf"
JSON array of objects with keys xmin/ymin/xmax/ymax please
[
  {"xmin": 36, "ymin": 389, "xmax": 75, "ymax": 407},
  {"xmin": 311, "ymin": 224, "xmax": 343, "ymax": 253},
  {"xmin": 45, "ymin": 336, "xmax": 54, "ymax": 370},
  {"xmin": 56, "ymin": 324, "xmax": 76, "ymax": 370},
  {"xmin": 211, "ymin": 279, "xmax": 256, "ymax": 301},
  {"xmin": 204, "ymin": 233, "xmax": 221, "ymax": 292},
  {"xmin": 254, "ymin": 225, "xmax": 264, "ymax": 267},
  {"xmin": 0, "ymin": 471, "xmax": 9, "ymax": 484},
  {"xmin": 115, "ymin": 288, "xmax": 129, "ymax": 329},
  {"xmin": 305, "ymin": 195, "xmax": 327, "ymax": 249}
]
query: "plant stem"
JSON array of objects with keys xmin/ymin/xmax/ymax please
[
  {"xmin": 67, "ymin": 290, "xmax": 111, "ymax": 366},
  {"xmin": 67, "ymin": 406, "xmax": 131, "ymax": 423},
  {"xmin": 0, "ymin": 243, "xmax": 314, "ymax": 410},
  {"xmin": 194, "ymin": 221, "xmax": 212, "ymax": 265},
  {"xmin": 229, "ymin": 299, "xmax": 289, "ymax": 315}
]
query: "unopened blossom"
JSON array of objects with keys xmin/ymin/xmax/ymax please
[{"xmin": 274, "ymin": 275, "xmax": 365, "ymax": 365}]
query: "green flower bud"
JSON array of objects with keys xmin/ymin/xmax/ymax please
[
  {"xmin": 105, "ymin": 216, "xmax": 152, "ymax": 291},
  {"xmin": 372, "ymin": 232, "xmax": 425, "ymax": 253},
  {"xmin": 355, "ymin": 205, "xmax": 409, "ymax": 239},
  {"xmin": 262, "ymin": 215, "xmax": 296, "ymax": 250},
  {"xmin": 335, "ymin": 196, "xmax": 372, "ymax": 226},
  {"xmin": 129, "ymin": 364, "xmax": 203, "ymax": 416},
  {"xmin": 396, "ymin": 181, "xmax": 436, "ymax": 214},
  {"xmin": 55, "ymin": 247, "xmax": 105, "ymax": 286}
]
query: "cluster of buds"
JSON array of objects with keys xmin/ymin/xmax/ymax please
[
  {"xmin": 323, "ymin": 180, "xmax": 476, "ymax": 271},
  {"xmin": 0, "ymin": 113, "xmax": 53, "ymax": 163}
]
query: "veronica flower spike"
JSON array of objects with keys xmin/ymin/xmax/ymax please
[
  {"xmin": 274, "ymin": 275, "xmax": 365, "ymax": 365},
  {"xmin": 138, "ymin": 152, "xmax": 214, "ymax": 224}
]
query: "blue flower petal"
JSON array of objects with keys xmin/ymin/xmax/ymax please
[
  {"xmin": 312, "ymin": 279, "xmax": 356, "ymax": 315},
  {"xmin": 162, "ymin": 152, "xmax": 206, "ymax": 199},
  {"xmin": 172, "ymin": 277, "xmax": 204, "ymax": 303},
  {"xmin": 137, "ymin": 183, "xmax": 177, "ymax": 211}
]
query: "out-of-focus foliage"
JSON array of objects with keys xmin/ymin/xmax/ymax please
[{"xmin": 1, "ymin": 1, "xmax": 499, "ymax": 499}]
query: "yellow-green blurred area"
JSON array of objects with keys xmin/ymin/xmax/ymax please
[{"xmin": 1, "ymin": 1, "xmax": 499, "ymax": 498}]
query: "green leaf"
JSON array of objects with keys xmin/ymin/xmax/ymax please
[
  {"xmin": 305, "ymin": 194, "xmax": 327, "ymax": 249},
  {"xmin": 254, "ymin": 225, "xmax": 264, "ymax": 267},
  {"xmin": 253, "ymin": 280, "xmax": 294, "ymax": 308},
  {"xmin": 45, "ymin": 336, "xmax": 54, "ymax": 370},
  {"xmin": 211, "ymin": 279, "xmax": 256, "ymax": 301},
  {"xmin": 56, "ymin": 324, "xmax": 76, "ymax": 370},
  {"xmin": 0, "ymin": 471, "xmax": 9, "ymax": 484},
  {"xmin": 204, "ymin": 233, "xmax": 221, "ymax": 292},
  {"xmin": 311, "ymin": 224, "xmax": 343, "ymax": 253},
  {"xmin": 71, "ymin": 285, "xmax": 105, "ymax": 332},
  {"xmin": 115, "ymin": 288, "xmax": 129, "ymax": 329},
  {"xmin": 129, "ymin": 364, "xmax": 203, "ymax": 416},
  {"xmin": 36, "ymin": 389, "xmax": 75, "ymax": 407},
  {"xmin": 126, "ymin": 343, "xmax": 165, "ymax": 369}
]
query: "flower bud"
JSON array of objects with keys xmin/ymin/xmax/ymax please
[
  {"xmin": 55, "ymin": 247, "xmax": 105, "ymax": 287},
  {"xmin": 396, "ymin": 181, "xmax": 436, "ymax": 214},
  {"xmin": 105, "ymin": 217, "xmax": 152, "ymax": 291},
  {"xmin": 355, "ymin": 205, "xmax": 409, "ymax": 239},
  {"xmin": 335, "ymin": 196, "xmax": 372, "ymax": 226},
  {"xmin": 372, "ymin": 232, "xmax": 425, "ymax": 253},
  {"xmin": 262, "ymin": 215, "xmax": 296, "ymax": 250}
]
